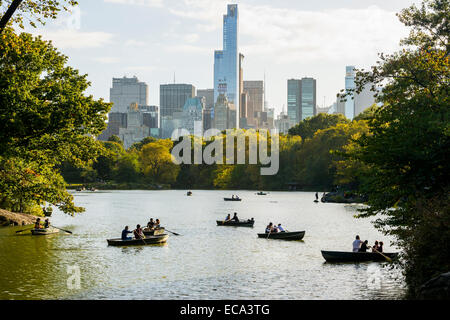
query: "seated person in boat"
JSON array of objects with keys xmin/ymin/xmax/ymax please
[
  {"xmin": 231, "ymin": 195, "xmax": 235, "ymax": 199},
  {"xmin": 358, "ymin": 240, "xmax": 369, "ymax": 252},
  {"xmin": 154, "ymin": 219, "xmax": 161, "ymax": 229},
  {"xmin": 122, "ymin": 226, "xmax": 133, "ymax": 240},
  {"xmin": 34, "ymin": 218, "xmax": 41, "ymax": 229},
  {"xmin": 225, "ymin": 214, "xmax": 231, "ymax": 222},
  {"xmin": 231, "ymin": 212, "xmax": 239, "ymax": 222},
  {"xmin": 352, "ymin": 235, "xmax": 363, "ymax": 252},
  {"xmin": 277, "ymin": 223, "xmax": 286, "ymax": 232},
  {"xmin": 371, "ymin": 241, "xmax": 379, "ymax": 252},
  {"xmin": 133, "ymin": 224, "xmax": 144, "ymax": 239},
  {"xmin": 271, "ymin": 224, "xmax": 279, "ymax": 233},
  {"xmin": 44, "ymin": 218, "xmax": 50, "ymax": 229},
  {"xmin": 265, "ymin": 222, "xmax": 273, "ymax": 233},
  {"xmin": 147, "ymin": 218, "xmax": 155, "ymax": 229},
  {"xmin": 247, "ymin": 217, "xmax": 254, "ymax": 223},
  {"xmin": 378, "ymin": 241, "xmax": 384, "ymax": 253}
]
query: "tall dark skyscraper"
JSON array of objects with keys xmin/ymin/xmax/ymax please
[
  {"xmin": 160, "ymin": 84, "xmax": 195, "ymax": 117},
  {"xmin": 287, "ymin": 77, "xmax": 317, "ymax": 127}
]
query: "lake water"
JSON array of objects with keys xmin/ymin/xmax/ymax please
[{"xmin": 0, "ymin": 190, "xmax": 406, "ymax": 300}]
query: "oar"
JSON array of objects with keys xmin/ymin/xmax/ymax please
[
  {"xmin": 372, "ymin": 247, "xmax": 392, "ymax": 262},
  {"xmin": 165, "ymin": 229, "xmax": 180, "ymax": 236},
  {"xmin": 16, "ymin": 227, "xmax": 33, "ymax": 233},
  {"xmin": 50, "ymin": 225, "xmax": 73, "ymax": 234},
  {"xmin": 267, "ymin": 229, "xmax": 272, "ymax": 239}
]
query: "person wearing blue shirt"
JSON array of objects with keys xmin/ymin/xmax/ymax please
[
  {"xmin": 121, "ymin": 226, "xmax": 132, "ymax": 240},
  {"xmin": 277, "ymin": 224, "xmax": 286, "ymax": 232}
]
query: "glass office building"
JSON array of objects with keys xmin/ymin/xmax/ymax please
[
  {"xmin": 214, "ymin": 4, "xmax": 239, "ymax": 128},
  {"xmin": 345, "ymin": 66, "xmax": 356, "ymax": 120},
  {"xmin": 287, "ymin": 79, "xmax": 301, "ymax": 127},
  {"xmin": 300, "ymin": 77, "xmax": 316, "ymax": 120}
]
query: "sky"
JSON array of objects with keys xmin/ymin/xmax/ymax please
[{"xmin": 27, "ymin": 0, "xmax": 420, "ymax": 115}]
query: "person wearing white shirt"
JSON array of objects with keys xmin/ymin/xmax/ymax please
[{"xmin": 352, "ymin": 235, "xmax": 363, "ymax": 252}]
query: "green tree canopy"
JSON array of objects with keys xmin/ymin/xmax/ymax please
[
  {"xmin": 288, "ymin": 113, "xmax": 349, "ymax": 140},
  {"xmin": 0, "ymin": 30, "xmax": 110, "ymax": 214}
]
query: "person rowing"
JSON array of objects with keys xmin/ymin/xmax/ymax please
[
  {"xmin": 265, "ymin": 222, "xmax": 273, "ymax": 233},
  {"xmin": 154, "ymin": 219, "xmax": 161, "ymax": 229},
  {"xmin": 378, "ymin": 241, "xmax": 384, "ymax": 253},
  {"xmin": 272, "ymin": 224, "xmax": 279, "ymax": 233},
  {"xmin": 44, "ymin": 218, "xmax": 50, "ymax": 229},
  {"xmin": 224, "ymin": 213, "xmax": 231, "ymax": 222},
  {"xmin": 133, "ymin": 224, "xmax": 144, "ymax": 239},
  {"xmin": 231, "ymin": 212, "xmax": 239, "ymax": 222},
  {"xmin": 371, "ymin": 241, "xmax": 380, "ymax": 252},
  {"xmin": 358, "ymin": 240, "xmax": 369, "ymax": 252},
  {"xmin": 122, "ymin": 226, "xmax": 133, "ymax": 240}
]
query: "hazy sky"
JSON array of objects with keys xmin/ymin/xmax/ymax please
[{"xmin": 29, "ymin": 0, "xmax": 420, "ymax": 114}]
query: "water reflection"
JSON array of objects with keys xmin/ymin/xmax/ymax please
[{"xmin": 0, "ymin": 190, "xmax": 406, "ymax": 300}]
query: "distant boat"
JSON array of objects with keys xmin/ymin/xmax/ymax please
[
  {"xmin": 256, "ymin": 192, "xmax": 267, "ymax": 195},
  {"xmin": 257, "ymin": 231, "xmax": 305, "ymax": 241},
  {"xmin": 216, "ymin": 220, "xmax": 254, "ymax": 227},
  {"xmin": 314, "ymin": 200, "xmax": 319, "ymax": 203},
  {"xmin": 107, "ymin": 234, "xmax": 169, "ymax": 246},
  {"xmin": 224, "ymin": 197, "xmax": 241, "ymax": 201},
  {"xmin": 321, "ymin": 250, "xmax": 399, "ymax": 262},
  {"xmin": 187, "ymin": 191, "xmax": 192, "ymax": 196}
]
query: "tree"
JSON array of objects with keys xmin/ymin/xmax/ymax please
[
  {"xmin": 0, "ymin": 0, "xmax": 78, "ymax": 31},
  {"xmin": 288, "ymin": 113, "xmax": 349, "ymax": 140},
  {"xmin": 0, "ymin": 30, "xmax": 111, "ymax": 214},
  {"xmin": 139, "ymin": 140, "xmax": 179, "ymax": 185},
  {"xmin": 348, "ymin": 0, "xmax": 449, "ymax": 296}
]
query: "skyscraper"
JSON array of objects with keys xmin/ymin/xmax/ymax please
[
  {"xmin": 345, "ymin": 66, "xmax": 356, "ymax": 120},
  {"xmin": 214, "ymin": 4, "xmax": 239, "ymax": 128},
  {"xmin": 110, "ymin": 76, "xmax": 148, "ymax": 113},
  {"xmin": 160, "ymin": 84, "xmax": 195, "ymax": 118},
  {"xmin": 287, "ymin": 79, "xmax": 301, "ymax": 127},
  {"xmin": 182, "ymin": 97, "xmax": 205, "ymax": 135},
  {"xmin": 243, "ymin": 80, "xmax": 264, "ymax": 127},
  {"xmin": 300, "ymin": 77, "xmax": 317, "ymax": 120}
]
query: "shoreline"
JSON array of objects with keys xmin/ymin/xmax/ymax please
[{"xmin": 0, "ymin": 209, "xmax": 36, "ymax": 227}]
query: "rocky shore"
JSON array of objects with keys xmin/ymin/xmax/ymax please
[{"xmin": 0, "ymin": 209, "xmax": 36, "ymax": 226}]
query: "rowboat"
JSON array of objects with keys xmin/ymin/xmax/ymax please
[
  {"xmin": 216, "ymin": 220, "xmax": 254, "ymax": 227},
  {"xmin": 224, "ymin": 197, "xmax": 241, "ymax": 201},
  {"xmin": 107, "ymin": 234, "xmax": 169, "ymax": 246},
  {"xmin": 257, "ymin": 231, "xmax": 305, "ymax": 240},
  {"xmin": 143, "ymin": 227, "xmax": 165, "ymax": 236},
  {"xmin": 31, "ymin": 227, "xmax": 59, "ymax": 235},
  {"xmin": 321, "ymin": 250, "xmax": 399, "ymax": 262},
  {"xmin": 187, "ymin": 191, "xmax": 192, "ymax": 196},
  {"xmin": 256, "ymin": 192, "xmax": 267, "ymax": 195}
]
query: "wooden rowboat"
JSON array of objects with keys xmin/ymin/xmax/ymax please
[
  {"xmin": 216, "ymin": 220, "xmax": 254, "ymax": 227},
  {"xmin": 30, "ymin": 227, "xmax": 59, "ymax": 235},
  {"xmin": 256, "ymin": 192, "xmax": 267, "ymax": 195},
  {"xmin": 321, "ymin": 250, "xmax": 399, "ymax": 262},
  {"xmin": 107, "ymin": 234, "xmax": 169, "ymax": 246},
  {"xmin": 224, "ymin": 197, "xmax": 242, "ymax": 201},
  {"xmin": 143, "ymin": 227, "xmax": 165, "ymax": 236},
  {"xmin": 257, "ymin": 231, "xmax": 305, "ymax": 240}
]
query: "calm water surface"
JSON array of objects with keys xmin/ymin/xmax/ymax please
[{"xmin": 0, "ymin": 190, "xmax": 405, "ymax": 299}]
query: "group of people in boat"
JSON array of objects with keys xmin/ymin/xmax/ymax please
[
  {"xmin": 352, "ymin": 235, "xmax": 384, "ymax": 253},
  {"xmin": 265, "ymin": 222, "xmax": 287, "ymax": 233},
  {"xmin": 121, "ymin": 218, "xmax": 162, "ymax": 240},
  {"xmin": 34, "ymin": 218, "xmax": 50, "ymax": 229},
  {"xmin": 223, "ymin": 212, "xmax": 254, "ymax": 223}
]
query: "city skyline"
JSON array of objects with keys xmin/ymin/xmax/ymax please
[{"xmin": 28, "ymin": 0, "xmax": 420, "ymax": 115}]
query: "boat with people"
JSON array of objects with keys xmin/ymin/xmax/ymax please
[
  {"xmin": 216, "ymin": 219, "xmax": 254, "ymax": 227},
  {"xmin": 107, "ymin": 234, "xmax": 169, "ymax": 246},
  {"xmin": 321, "ymin": 250, "xmax": 399, "ymax": 262},
  {"xmin": 187, "ymin": 191, "xmax": 192, "ymax": 196},
  {"xmin": 30, "ymin": 227, "xmax": 59, "ymax": 235},
  {"xmin": 256, "ymin": 192, "xmax": 267, "ymax": 195},
  {"xmin": 257, "ymin": 231, "xmax": 305, "ymax": 240}
]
